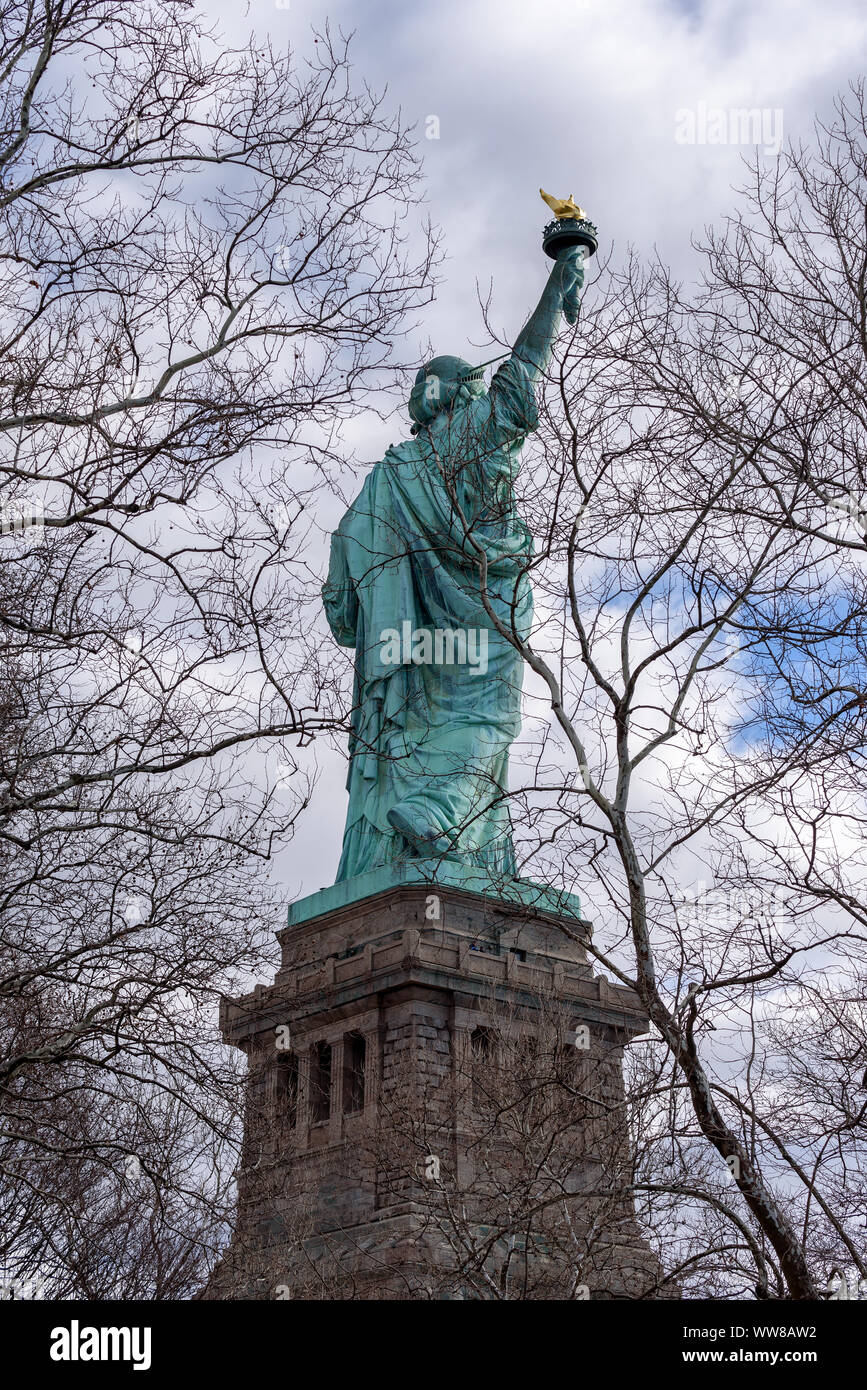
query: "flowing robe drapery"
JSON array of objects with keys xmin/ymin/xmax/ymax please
[{"xmin": 323, "ymin": 356, "xmax": 537, "ymax": 883}]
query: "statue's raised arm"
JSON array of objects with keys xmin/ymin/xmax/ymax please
[{"xmin": 510, "ymin": 189, "xmax": 598, "ymax": 383}]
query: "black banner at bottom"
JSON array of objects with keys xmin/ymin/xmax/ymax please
[{"xmin": 1, "ymin": 1297, "xmax": 860, "ymax": 1378}]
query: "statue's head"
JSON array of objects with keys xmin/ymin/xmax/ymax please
[{"xmin": 408, "ymin": 354, "xmax": 487, "ymax": 432}]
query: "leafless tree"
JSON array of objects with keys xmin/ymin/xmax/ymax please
[
  {"xmin": 0, "ymin": 0, "xmax": 436, "ymax": 1297},
  {"xmin": 426, "ymin": 84, "xmax": 867, "ymax": 1300}
]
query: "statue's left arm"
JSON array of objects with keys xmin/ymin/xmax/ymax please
[{"xmin": 322, "ymin": 525, "xmax": 359, "ymax": 647}]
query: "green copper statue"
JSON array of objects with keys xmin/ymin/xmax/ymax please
[{"xmin": 323, "ymin": 196, "xmax": 595, "ymax": 883}]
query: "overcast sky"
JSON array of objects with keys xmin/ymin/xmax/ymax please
[{"xmin": 210, "ymin": 0, "xmax": 867, "ymax": 904}]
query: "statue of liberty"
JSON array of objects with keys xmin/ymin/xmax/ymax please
[{"xmin": 323, "ymin": 196, "xmax": 594, "ymax": 884}]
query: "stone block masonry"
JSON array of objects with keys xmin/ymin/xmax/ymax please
[{"xmin": 204, "ymin": 880, "xmax": 675, "ymax": 1300}]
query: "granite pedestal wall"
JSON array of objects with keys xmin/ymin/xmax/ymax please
[{"xmin": 208, "ymin": 871, "xmax": 672, "ymax": 1299}]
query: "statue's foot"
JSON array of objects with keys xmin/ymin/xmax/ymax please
[{"xmin": 387, "ymin": 803, "xmax": 456, "ymax": 857}]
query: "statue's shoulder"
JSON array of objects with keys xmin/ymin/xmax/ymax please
[
  {"xmin": 491, "ymin": 353, "xmax": 534, "ymax": 393},
  {"xmin": 383, "ymin": 437, "xmax": 419, "ymax": 463}
]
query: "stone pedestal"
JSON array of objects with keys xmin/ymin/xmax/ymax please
[{"xmin": 206, "ymin": 872, "xmax": 672, "ymax": 1299}]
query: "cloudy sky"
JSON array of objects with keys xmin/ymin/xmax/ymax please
[
  {"xmin": 214, "ymin": 0, "xmax": 865, "ymax": 371},
  {"xmin": 211, "ymin": 0, "xmax": 867, "ymax": 902}
]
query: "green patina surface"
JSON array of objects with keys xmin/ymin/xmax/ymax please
[
  {"xmin": 321, "ymin": 229, "xmax": 587, "ymax": 908},
  {"xmin": 286, "ymin": 859, "xmax": 583, "ymax": 928}
]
